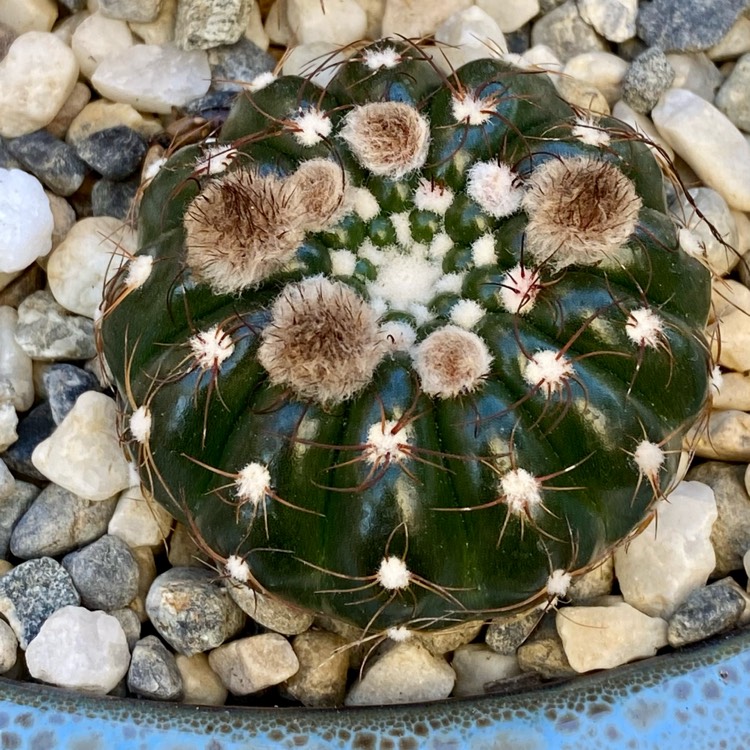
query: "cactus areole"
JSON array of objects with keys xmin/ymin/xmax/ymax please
[{"xmin": 101, "ymin": 41, "xmax": 711, "ymax": 633}]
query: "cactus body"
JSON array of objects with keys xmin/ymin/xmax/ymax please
[{"xmin": 101, "ymin": 41, "xmax": 711, "ymax": 633}]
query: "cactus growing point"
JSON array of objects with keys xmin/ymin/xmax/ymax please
[{"xmin": 100, "ymin": 40, "xmax": 712, "ymax": 635}]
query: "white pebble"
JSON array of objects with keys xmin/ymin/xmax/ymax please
[
  {"xmin": 557, "ymin": 600, "xmax": 668, "ymax": 672},
  {"xmin": 281, "ymin": 42, "xmax": 350, "ymax": 88},
  {"xmin": 564, "ymin": 52, "xmax": 628, "ymax": 106},
  {"xmin": 0, "ymin": 32, "xmax": 78, "ymax": 138},
  {"xmin": 0, "ymin": 169, "xmax": 54, "ymax": 274},
  {"xmin": 686, "ymin": 409, "xmax": 750, "ymax": 462},
  {"xmin": 0, "ymin": 460, "xmax": 14, "ymax": 502},
  {"xmin": 108, "ymin": 484, "xmax": 173, "ymax": 550},
  {"xmin": 91, "ymin": 43, "xmax": 211, "ymax": 115},
  {"xmin": 475, "ymin": 0, "xmax": 540, "ymax": 34},
  {"xmin": 652, "ymin": 88, "xmax": 750, "ymax": 211},
  {"xmin": 32, "ymin": 391, "xmax": 132, "ymax": 502},
  {"xmin": 435, "ymin": 6, "xmax": 508, "ymax": 55},
  {"xmin": 381, "ymin": 0, "xmax": 472, "ymax": 38},
  {"xmin": 614, "ymin": 481, "xmax": 718, "ymax": 618},
  {"xmin": 71, "ymin": 12, "xmax": 134, "ymax": 80},
  {"xmin": 0, "ymin": 619, "xmax": 18, "ymax": 675},
  {"xmin": 47, "ymin": 217, "xmax": 137, "ymax": 319},
  {"xmin": 175, "ymin": 653, "xmax": 228, "ymax": 706},
  {"xmin": 25, "ymin": 606, "xmax": 130, "ymax": 695},
  {"xmin": 0, "ymin": 404, "xmax": 18, "ymax": 453},
  {"xmin": 451, "ymin": 643, "xmax": 520, "ymax": 697},
  {"xmin": 0, "ymin": 0, "xmax": 58, "ymax": 33},
  {"xmin": 286, "ymin": 0, "xmax": 367, "ymax": 45},
  {"xmin": 345, "ymin": 641, "xmax": 455, "ymax": 706},
  {"xmin": 577, "ymin": 0, "xmax": 637, "ymax": 43}
]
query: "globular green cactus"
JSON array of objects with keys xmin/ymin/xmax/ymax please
[{"xmin": 101, "ymin": 40, "xmax": 711, "ymax": 634}]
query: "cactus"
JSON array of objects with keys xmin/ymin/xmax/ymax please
[{"xmin": 100, "ymin": 40, "xmax": 711, "ymax": 634}]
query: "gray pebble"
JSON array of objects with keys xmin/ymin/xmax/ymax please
[
  {"xmin": 5, "ymin": 130, "xmax": 88, "ymax": 197},
  {"xmin": 715, "ymin": 52, "xmax": 750, "ymax": 132},
  {"xmin": 14, "ymin": 290, "xmax": 96, "ymax": 361},
  {"xmin": 145, "ymin": 567, "xmax": 246, "ymax": 656},
  {"xmin": 688, "ymin": 461, "xmax": 750, "ymax": 576},
  {"xmin": 62, "ymin": 535, "xmax": 140, "ymax": 611},
  {"xmin": 636, "ymin": 0, "xmax": 750, "ymax": 53},
  {"xmin": 622, "ymin": 47, "xmax": 676, "ymax": 113},
  {"xmin": 207, "ymin": 38, "xmax": 276, "ymax": 93},
  {"xmin": 91, "ymin": 177, "xmax": 139, "ymax": 220},
  {"xmin": 0, "ymin": 402, "xmax": 55, "ymax": 482},
  {"xmin": 98, "ymin": 0, "xmax": 162, "ymax": 23},
  {"xmin": 0, "ymin": 139, "xmax": 22, "ymax": 170},
  {"xmin": 10, "ymin": 483, "xmax": 118, "ymax": 560},
  {"xmin": 109, "ymin": 607, "xmax": 141, "ymax": 651},
  {"xmin": 485, "ymin": 607, "xmax": 544, "ymax": 656},
  {"xmin": 0, "ymin": 480, "xmax": 39, "ymax": 558},
  {"xmin": 43, "ymin": 363, "xmax": 101, "ymax": 426},
  {"xmin": 74, "ymin": 126, "xmax": 148, "ymax": 181},
  {"xmin": 667, "ymin": 579, "xmax": 746, "ymax": 648},
  {"xmin": 127, "ymin": 635, "xmax": 184, "ymax": 701},
  {"xmin": 0, "ymin": 557, "xmax": 80, "ymax": 648},
  {"xmin": 530, "ymin": 0, "xmax": 607, "ymax": 62}
]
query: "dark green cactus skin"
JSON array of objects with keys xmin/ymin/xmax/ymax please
[{"xmin": 101, "ymin": 41, "xmax": 711, "ymax": 632}]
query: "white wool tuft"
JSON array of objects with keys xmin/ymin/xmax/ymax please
[
  {"xmin": 330, "ymin": 249, "xmax": 358, "ymax": 277},
  {"xmin": 466, "ymin": 161, "xmax": 524, "ymax": 218},
  {"xmin": 625, "ymin": 307, "xmax": 664, "ymax": 348},
  {"xmin": 129, "ymin": 405, "xmax": 151, "ymax": 444},
  {"xmin": 225, "ymin": 555, "xmax": 251, "ymax": 584},
  {"xmin": 364, "ymin": 419, "xmax": 410, "ymax": 464},
  {"xmin": 291, "ymin": 107, "xmax": 333, "ymax": 147},
  {"xmin": 414, "ymin": 178, "xmax": 454, "ymax": 214},
  {"xmin": 125, "ymin": 255, "xmax": 153, "ymax": 289},
  {"xmin": 408, "ymin": 303, "xmax": 435, "ymax": 326},
  {"xmin": 571, "ymin": 116, "xmax": 611, "ymax": 147},
  {"xmin": 498, "ymin": 264, "xmax": 541, "ymax": 314},
  {"xmin": 357, "ymin": 239, "xmax": 385, "ymax": 267},
  {"xmin": 367, "ymin": 254, "xmax": 443, "ymax": 311},
  {"xmin": 247, "ymin": 71, "xmax": 277, "ymax": 92},
  {"xmin": 451, "ymin": 92, "xmax": 495, "ymax": 125},
  {"xmin": 386, "ymin": 625, "xmax": 413, "ymax": 641},
  {"xmin": 363, "ymin": 46, "xmax": 402, "ymax": 70},
  {"xmin": 194, "ymin": 145, "xmax": 238, "ymax": 176},
  {"xmin": 390, "ymin": 211, "xmax": 413, "ymax": 248},
  {"xmin": 376, "ymin": 556, "xmax": 411, "ymax": 590},
  {"xmin": 633, "ymin": 440, "xmax": 665, "ymax": 478},
  {"xmin": 434, "ymin": 272, "xmax": 464, "ymax": 295},
  {"xmin": 380, "ymin": 320, "xmax": 417, "ymax": 352},
  {"xmin": 546, "ymin": 569, "xmax": 572, "ymax": 598},
  {"xmin": 349, "ymin": 187, "xmax": 380, "ymax": 221},
  {"xmin": 234, "ymin": 462, "xmax": 271, "ymax": 504},
  {"xmin": 450, "ymin": 299, "xmax": 485, "ymax": 329},
  {"xmin": 471, "ymin": 234, "xmax": 496, "ymax": 266},
  {"xmin": 428, "ymin": 232, "xmax": 454, "ymax": 260},
  {"xmin": 500, "ymin": 468, "xmax": 543, "ymax": 515},
  {"xmin": 189, "ymin": 325, "xmax": 235, "ymax": 370},
  {"xmin": 523, "ymin": 349, "xmax": 573, "ymax": 392}
]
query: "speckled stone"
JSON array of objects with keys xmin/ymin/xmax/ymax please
[
  {"xmin": 74, "ymin": 126, "xmax": 147, "ymax": 180},
  {"xmin": 128, "ymin": 635, "xmax": 183, "ymax": 700},
  {"xmin": 622, "ymin": 47, "xmax": 675, "ymax": 113},
  {"xmin": 637, "ymin": 0, "xmax": 750, "ymax": 52},
  {"xmin": 109, "ymin": 607, "xmax": 141, "ymax": 650},
  {"xmin": 174, "ymin": 0, "xmax": 252, "ymax": 50},
  {"xmin": 0, "ymin": 480, "xmax": 38, "ymax": 557},
  {"xmin": 5, "ymin": 130, "xmax": 87, "ymax": 196},
  {"xmin": 486, "ymin": 607, "xmax": 545, "ymax": 656},
  {"xmin": 9, "ymin": 483, "xmax": 118, "ymax": 559},
  {"xmin": 43, "ymin": 363, "xmax": 100, "ymax": 425},
  {"xmin": 146, "ymin": 567, "xmax": 246, "ymax": 656},
  {"xmin": 667, "ymin": 579, "xmax": 746, "ymax": 648},
  {"xmin": 62, "ymin": 535, "xmax": 140, "ymax": 611},
  {"xmin": 0, "ymin": 557, "xmax": 80, "ymax": 648},
  {"xmin": 14, "ymin": 290, "xmax": 96, "ymax": 361},
  {"xmin": 98, "ymin": 0, "xmax": 163, "ymax": 22},
  {"xmin": 226, "ymin": 583, "xmax": 314, "ymax": 635}
]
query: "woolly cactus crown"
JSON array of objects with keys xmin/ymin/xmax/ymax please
[{"xmin": 101, "ymin": 40, "xmax": 711, "ymax": 634}]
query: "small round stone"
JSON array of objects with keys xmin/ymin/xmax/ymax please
[
  {"xmin": 74, "ymin": 126, "xmax": 147, "ymax": 180},
  {"xmin": 62, "ymin": 534, "xmax": 140, "ymax": 610},
  {"xmin": 127, "ymin": 635, "xmax": 183, "ymax": 701}
]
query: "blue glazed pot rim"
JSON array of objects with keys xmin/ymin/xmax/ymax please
[{"xmin": 1, "ymin": 626, "xmax": 749, "ymax": 749}]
